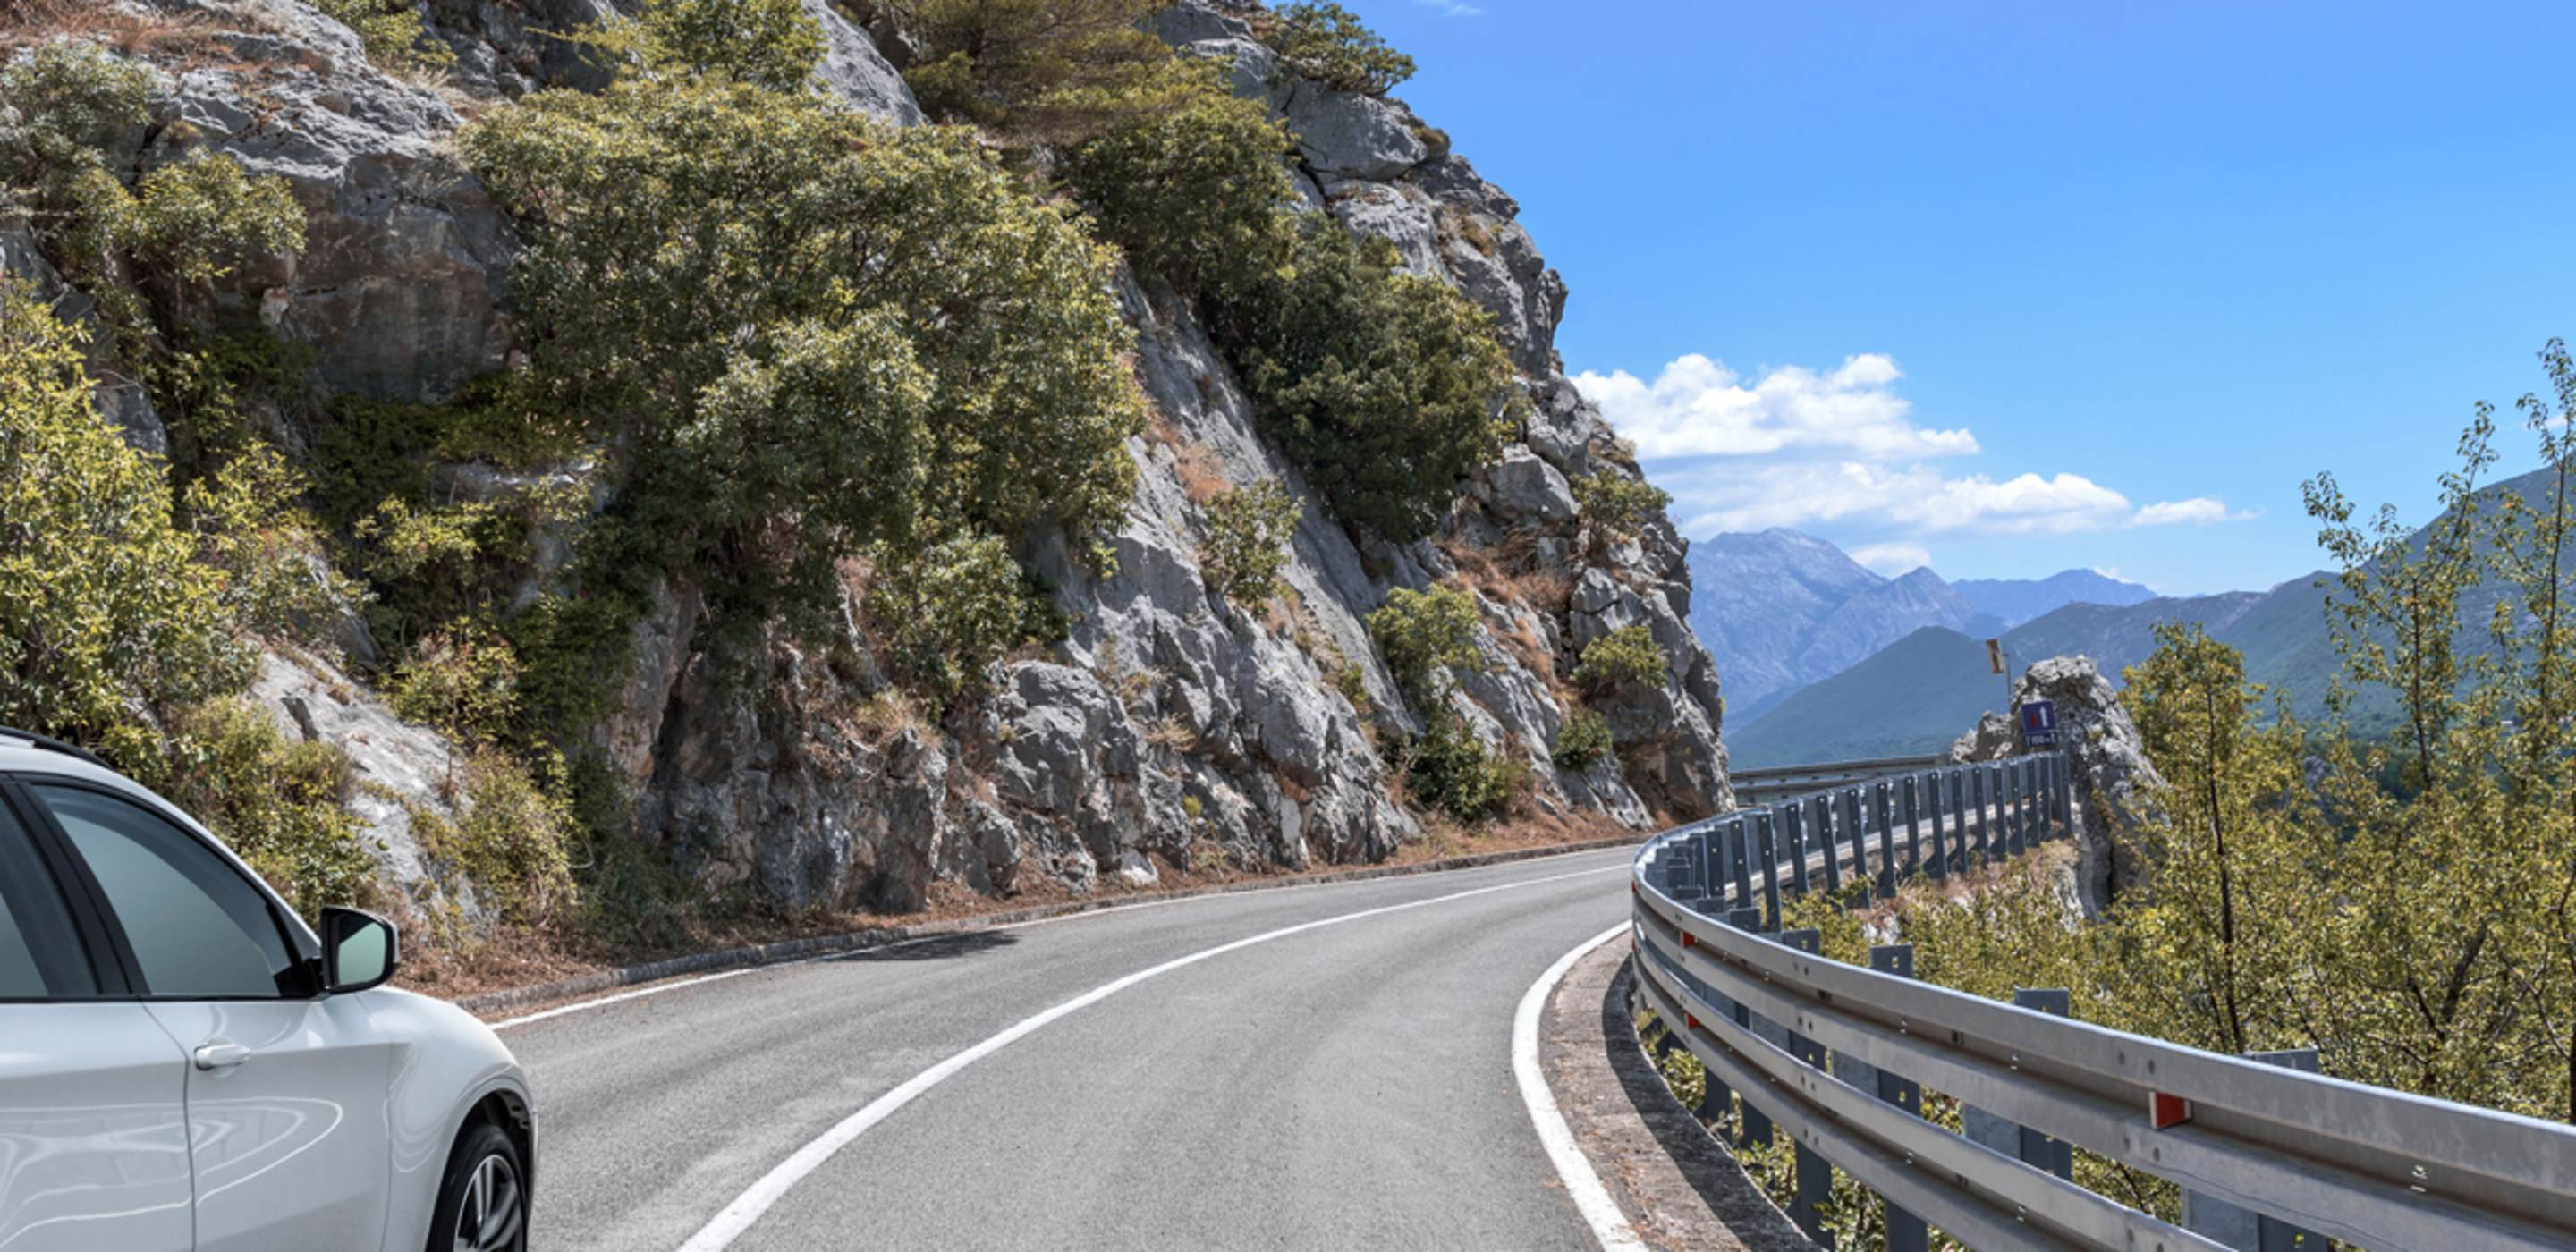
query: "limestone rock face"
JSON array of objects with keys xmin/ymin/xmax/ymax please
[
  {"xmin": 1950, "ymin": 656, "xmax": 2163, "ymax": 913},
  {"xmin": 247, "ymin": 648, "xmax": 487, "ymax": 930},
  {"xmin": 30, "ymin": 0, "xmax": 1731, "ymax": 922}
]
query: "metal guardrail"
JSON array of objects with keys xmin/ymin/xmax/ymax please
[
  {"xmin": 1630, "ymin": 752, "xmax": 2576, "ymax": 1251},
  {"xmin": 1727, "ymin": 753, "xmax": 1952, "ymax": 806}
]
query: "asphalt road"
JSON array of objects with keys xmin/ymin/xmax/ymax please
[{"xmin": 499, "ymin": 846, "xmax": 1641, "ymax": 1251}]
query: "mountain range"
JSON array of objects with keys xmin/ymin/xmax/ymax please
[
  {"xmin": 1724, "ymin": 464, "xmax": 2560, "ymax": 766},
  {"xmin": 1686, "ymin": 529, "xmax": 2153, "ymax": 723}
]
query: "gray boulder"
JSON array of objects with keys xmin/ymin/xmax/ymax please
[
  {"xmin": 1952, "ymin": 656, "xmax": 2163, "ymax": 913},
  {"xmin": 804, "ymin": 0, "xmax": 923, "ymax": 125},
  {"xmin": 1281, "ymin": 80, "xmax": 1428, "ymax": 182}
]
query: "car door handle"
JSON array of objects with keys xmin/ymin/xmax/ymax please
[{"xmin": 192, "ymin": 1043, "xmax": 251, "ymax": 1072}]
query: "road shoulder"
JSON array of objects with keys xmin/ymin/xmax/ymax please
[{"xmin": 1541, "ymin": 940, "xmax": 1813, "ymax": 1252}]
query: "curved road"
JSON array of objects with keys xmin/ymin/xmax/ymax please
[{"xmin": 499, "ymin": 846, "xmax": 1640, "ymax": 1250}]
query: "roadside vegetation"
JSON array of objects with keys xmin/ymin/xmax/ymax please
[
  {"xmin": 1643, "ymin": 342, "xmax": 2576, "ymax": 1243},
  {"xmin": 0, "ymin": 0, "xmax": 1572, "ymax": 985}
]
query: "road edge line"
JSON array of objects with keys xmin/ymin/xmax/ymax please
[
  {"xmin": 1516, "ymin": 922, "xmax": 1653, "ymax": 1252},
  {"xmin": 472, "ymin": 833, "xmax": 1648, "ymax": 1024},
  {"xmin": 673, "ymin": 861, "xmax": 1629, "ymax": 1251}
]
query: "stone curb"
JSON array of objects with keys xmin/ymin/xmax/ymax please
[{"xmin": 455, "ymin": 832, "xmax": 1648, "ymax": 1016}]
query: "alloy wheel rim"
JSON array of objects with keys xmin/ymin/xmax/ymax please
[{"xmin": 454, "ymin": 1151, "xmax": 523, "ymax": 1252}]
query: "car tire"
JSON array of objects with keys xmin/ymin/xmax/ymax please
[{"xmin": 428, "ymin": 1121, "xmax": 528, "ymax": 1252}]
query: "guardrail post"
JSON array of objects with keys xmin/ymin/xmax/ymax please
[
  {"xmin": 1944, "ymin": 770, "xmax": 1966, "ymax": 873},
  {"xmin": 1815, "ymin": 795, "xmax": 1843, "ymax": 895},
  {"xmin": 1729, "ymin": 817, "xmax": 1754, "ymax": 909},
  {"xmin": 1842, "ymin": 943, "xmax": 1928, "ymax": 1252},
  {"xmin": 1758, "ymin": 815, "xmax": 1784, "ymax": 930},
  {"xmin": 1899, "ymin": 774, "xmax": 1923, "ymax": 883},
  {"xmin": 1870, "ymin": 781, "xmax": 1896, "ymax": 896},
  {"xmin": 2004, "ymin": 760, "xmax": 2026, "ymax": 855},
  {"xmin": 1778, "ymin": 927, "xmax": 1833, "ymax": 1244},
  {"xmin": 1923, "ymin": 772, "xmax": 1949, "ymax": 879},
  {"xmin": 1840, "ymin": 787, "xmax": 1867, "ymax": 893},
  {"xmin": 1786, "ymin": 804, "xmax": 1812, "ymax": 899},
  {"xmin": 2183, "ymin": 1048, "xmax": 2327, "ymax": 1251},
  {"xmin": 1965, "ymin": 988, "xmax": 2075, "ymax": 1179},
  {"xmin": 1722, "ymin": 906, "xmax": 1775, "ymax": 1149}
]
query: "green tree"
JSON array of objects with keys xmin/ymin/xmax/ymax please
[
  {"xmin": 1550, "ymin": 706, "xmax": 1612, "ymax": 770},
  {"xmin": 1199, "ymin": 480, "xmax": 1304, "ymax": 607},
  {"xmin": 1368, "ymin": 584, "xmax": 1483, "ymax": 703},
  {"xmin": 1406, "ymin": 712, "xmax": 1515, "ymax": 823},
  {"xmin": 1062, "ymin": 63, "xmax": 1300, "ymax": 295},
  {"xmin": 1572, "ymin": 625, "xmax": 1666, "ymax": 694},
  {"xmin": 1204, "ymin": 215, "xmax": 1517, "ymax": 542},
  {"xmin": 461, "ymin": 34, "xmax": 1145, "ymax": 625},
  {"xmin": 604, "ymin": 0, "xmax": 825, "ymax": 89},
  {"xmin": 1572, "ymin": 469, "xmax": 1672, "ymax": 540},
  {"xmin": 1263, "ymin": 2, "xmax": 1414, "ymax": 96},
  {"xmin": 887, "ymin": 0, "xmax": 1172, "ymax": 140},
  {"xmin": 311, "ymin": 0, "xmax": 455, "ymax": 70}
]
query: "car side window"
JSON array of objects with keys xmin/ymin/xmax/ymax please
[
  {"xmin": 33, "ymin": 784, "xmax": 300, "ymax": 999},
  {"xmin": 0, "ymin": 796, "xmax": 96, "ymax": 999}
]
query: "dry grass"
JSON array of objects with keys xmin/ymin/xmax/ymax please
[
  {"xmin": 1, "ymin": 0, "xmax": 225, "ymax": 56},
  {"xmin": 1173, "ymin": 438, "xmax": 1231, "ymax": 504}
]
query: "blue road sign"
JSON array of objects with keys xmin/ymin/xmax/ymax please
[{"xmin": 2019, "ymin": 699, "xmax": 2059, "ymax": 748}]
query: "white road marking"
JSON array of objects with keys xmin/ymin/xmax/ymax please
[
  {"xmin": 674, "ymin": 861, "xmax": 1630, "ymax": 1251},
  {"xmin": 491, "ymin": 845, "xmax": 1635, "ymax": 1032},
  {"xmin": 1515, "ymin": 922, "xmax": 1651, "ymax": 1252}
]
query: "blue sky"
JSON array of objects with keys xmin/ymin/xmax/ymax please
[{"xmin": 1345, "ymin": 0, "xmax": 2576, "ymax": 594}]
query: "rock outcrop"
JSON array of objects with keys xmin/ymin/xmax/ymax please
[
  {"xmin": 30, "ymin": 0, "xmax": 1733, "ymax": 918},
  {"xmin": 1952, "ymin": 656, "xmax": 2161, "ymax": 913}
]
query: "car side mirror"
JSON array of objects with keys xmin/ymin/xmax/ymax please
[{"xmin": 320, "ymin": 907, "xmax": 399, "ymax": 994}]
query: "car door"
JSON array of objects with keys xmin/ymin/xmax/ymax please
[
  {"xmin": 25, "ymin": 779, "xmax": 396, "ymax": 1252},
  {"xmin": 0, "ymin": 782, "xmax": 192, "ymax": 1252}
]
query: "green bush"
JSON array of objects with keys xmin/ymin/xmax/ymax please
[
  {"xmin": 1406, "ymin": 712, "xmax": 1515, "ymax": 823},
  {"xmin": 868, "ymin": 532, "xmax": 1044, "ymax": 708},
  {"xmin": 413, "ymin": 751, "xmax": 580, "ymax": 926},
  {"xmin": 1551, "ymin": 706, "xmax": 1613, "ymax": 770},
  {"xmin": 152, "ymin": 698, "xmax": 379, "ymax": 918},
  {"xmin": 1199, "ymin": 480, "xmax": 1303, "ymax": 607},
  {"xmin": 1368, "ymin": 584, "xmax": 1483, "ymax": 701},
  {"xmin": 1063, "ymin": 63, "xmax": 1299, "ymax": 295},
  {"xmin": 391, "ymin": 624, "xmax": 523, "ymax": 746},
  {"xmin": 1572, "ymin": 625, "xmax": 1667, "ymax": 693},
  {"xmin": 1265, "ymin": 2, "xmax": 1414, "ymax": 96},
  {"xmin": 311, "ymin": 0, "xmax": 455, "ymax": 71},
  {"xmin": 888, "ymin": 0, "xmax": 1171, "ymax": 140},
  {"xmin": 2, "ymin": 46, "xmax": 303, "ymax": 302},
  {"xmin": 0, "ymin": 282, "xmax": 244, "ymax": 759},
  {"xmin": 462, "ymin": 30, "xmax": 1145, "ymax": 631},
  {"xmin": 603, "ymin": 0, "xmax": 823, "ymax": 89},
  {"xmin": 1572, "ymin": 469, "xmax": 1672, "ymax": 537},
  {"xmin": 1205, "ymin": 215, "xmax": 1518, "ymax": 542}
]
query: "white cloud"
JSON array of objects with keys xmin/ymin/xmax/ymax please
[
  {"xmin": 2133, "ymin": 497, "xmax": 2257, "ymax": 526},
  {"xmin": 1573, "ymin": 353, "xmax": 1978, "ymax": 462},
  {"xmin": 1849, "ymin": 542, "xmax": 1933, "ymax": 574},
  {"xmin": 1414, "ymin": 0, "xmax": 1482, "ymax": 13},
  {"xmin": 1578, "ymin": 351, "xmax": 2250, "ymax": 546}
]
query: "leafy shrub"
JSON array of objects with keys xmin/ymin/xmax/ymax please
[
  {"xmin": 887, "ymin": 0, "xmax": 1171, "ymax": 140},
  {"xmin": 1406, "ymin": 713, "xmax": 1515, "ymax": 823},
  {"xmin": 1265, "ymin": 2, "xmax": 1414, "ymax": 96},
  {"xmin": 1063, "ymin": 62, "xmax": 1299, "ymax": 294},
  {"xmin": 153, "ymin": 698, "xmax": 379, "ymax": 918},
  {"xmin": 414, "ymin": 751, "xmax": 580, "ymax": 926},
  {"xmin": 868, "ymin": 532, "xmax": 1042, "ymax": 707},
  {"xmin": 0, "ymin": 283, "xmax": 244, "ymax": 759},
  {"xmin": 2, "ymin": 46, "xmax": 303, "ymax": 304},
  {"xmin": 462, "ymin": 35, "xmax": 1145, "ymax": 631},
  {"xmin": 311, "ymin": 0, "xmax": 455, "ymax": 70},
  {"xmin": 1572, "ymin": 625, "xmax": 1667, "ymax": 693},
  {"xmin": 603, "ymin": 0, "xmax": 823, "ymax": 89},
  {"xmin": 1551, "ymin": 706, "xmax": 1613, "ymax": 770},
  {"xmin": 1199, "ymin": 480, "xmax": 1303, "ymax": 607},
  {"xmin": 391, "ymin": 624, "xmax": 523, "ymax": 746},
  {"xmin": 1572, "ymin": 470, "xmax": 1672, "ymax": 537},
  {"xmin": 1205, "ymin": 215, "xmax": 1517, "ymax": 541},
  {"xmin": 1368, "ymin": 584, "xmax": 1483, "ymax": 701}
]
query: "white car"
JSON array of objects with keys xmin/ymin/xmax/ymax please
[{"xmin": 0, "ymin": 728, "xmax": 534, "ymax": 1251}]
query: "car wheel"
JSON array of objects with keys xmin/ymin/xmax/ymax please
[{"xmin": 428, "ymin": 1122, "xmax": 527, "ymax": 1252}]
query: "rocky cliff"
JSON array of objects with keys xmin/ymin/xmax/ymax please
[{"xmin": 5, "ymin": 0, "xmax": 1729, "ymax": 935}]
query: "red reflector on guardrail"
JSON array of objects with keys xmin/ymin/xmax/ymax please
[
  {"xmin": 1685, "ymin": 1014, "xmax": 1699, "ymax": 1031},
  {"xmin": 1681, "ymin": 931, "xmax": 1696, "ymax": 948},
  {"xmin": 2151, "ymin": 1092, "xmax": 2191, "ymax": 1129}
]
